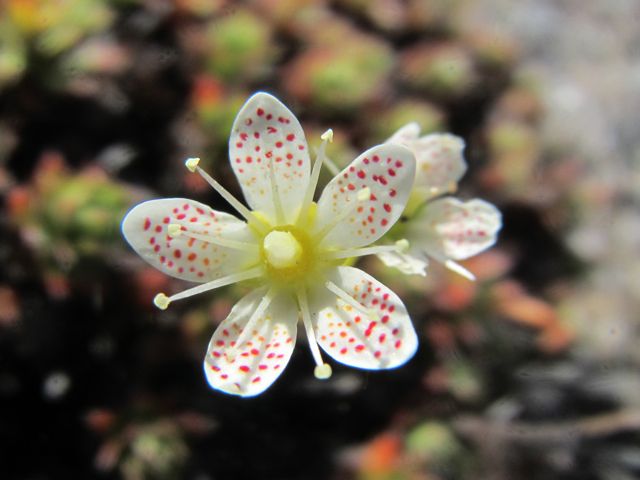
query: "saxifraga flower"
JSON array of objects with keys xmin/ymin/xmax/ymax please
[
  {"xmin": 378, "ymin": 123, "xmax": 502, "ymax": 280},
  {"xmin": 122, "ymin": 93, "xmax": 418, "ymax": 396}
]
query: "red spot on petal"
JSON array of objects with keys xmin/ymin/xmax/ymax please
[
  {"xmin": 357, "ymin": 170, "xmax": 366, "ymax": 179},
  {"xmin": 383, "ymin": 203, "xmax": 391, "ymax": 213},
  {"xmin": 275, "ymin": 141, "xmax": 283, "ymax": 148},
  {"xmin": 188, "ymin": 253, "xmax": 197, "ymax": 261},
  {"xmin": 239, "ymin": 365, "xmax": 250, "ymax": 372},
  {"xmin": 143, "ymin": 218, "xmax": 151, "ymax": 231},
  {"xmin": 340, "ymin": 348, "xmax": 348, "ymax": 355},
  {"xmin": 355, "ymin": 344, "xmax": 365, "ymax": 352},
  {"xmin": 286, "ymin": 133, "xmax": 295, "ymax": 141},
  {"xmin": 174, "ymin": 249, "xmax": 182, "ymax": 258},
  {"xmin": 250, "ymin": 348, "xmax": 260, "ymax": 356},
  {"xmin": 257, "ymin": 108, "xmax": 264, "ymax": 116}
]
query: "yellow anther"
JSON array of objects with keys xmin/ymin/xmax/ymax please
[
  {"xmin": 153, "ymin": 293, "xmax": 170, "ymax": 310},
  {"xmin": 314, "ymin": 363, "xmax": 332, "ymax": 380},
  {"xmin": 185, "ymin": 157, "xmax": 200, "ymax": 173}
]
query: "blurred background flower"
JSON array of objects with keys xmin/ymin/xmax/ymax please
[{"xmin": 0, "ymin": 0, "xmax": 638, "ymax": 479}]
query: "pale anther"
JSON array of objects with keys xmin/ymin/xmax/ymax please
[
  {"xmin": 395, "ymin": 239, "xmax": 410, "ymax": 253},
  {"xmin": 167, "ymin": 223, "xmax": 182, "ymax": 237},
  {"xmin": 185, "ymin": 157, "xmax": 200, "ymax": 172},
  {"xmin": 357, "ymin": 187, "xmax": 371, "ymax": 202},
  {"xmin": 314, "ymin": 363, "xmax": 333, "ymax": 379},
  {"xmin": 153, "ymin": 293, "xmax": 170, "ymax": 310},
  {"xmin": 320, "ymin": 129, "xmax": 334, "ymax": 143}
]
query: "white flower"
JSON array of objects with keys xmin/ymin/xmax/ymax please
[
  {"xmin": 122, "ymin": 93, "xmax": 418, "ymax": 397},
  {"xmin": 378, "ymin": 123, "xmax": 502, "ymax": 280}
]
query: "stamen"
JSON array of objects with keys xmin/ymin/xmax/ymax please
[
  {"xmin": 167, "ymin": 223, "xmax": 259, "ymax": 252},
  {"xmin": 297, "ymin": 129, "xmax": 333, "ymax": 225},
  {"xmin": 296, "ymin": 288, "xmax": 332, "ymax": 380},
  {"xmin": 268, "ymin": 156, "xmax": 286, "ymax": 224},
  {"xmin": 184, "ymin": 158, "xmax": 268, "ymax": 233},
  {"xmin": 444, "ymin": 259, "xmax": 476, "ymax": 281},
  {"xmin": 324, "ymin": 239, "xmax": 411, "ymax": 260},
  {"xmin": 314, "ymin": 187, "xmax": 371, "ymax": 241},
  {"xmin": 152, "ymin": 266, "xmax": 264, "ymax": 309},
  {"xmin": 324, "ymin": 280, "xmax": 378, "ymax": 321},
  {"xmin": 226, "ymin": 287, "xmax": 277, "ymax": 361}
]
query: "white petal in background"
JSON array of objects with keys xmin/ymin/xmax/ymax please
[{"xmin": 411, "ymin": 197, "xmax": 502, "ymax": 261}]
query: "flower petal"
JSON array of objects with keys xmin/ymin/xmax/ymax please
[
  {"xmin": 203, "ymin": 288, "xmax": 297, "ymax": 397},
  {"xmin": 387, "ymin": 122, "xmax": 420, "ymax": 144},
  {"xmin": 310, "ymin": 266, "xmax": 418, "ymax": 370},
  {"xmin": 315, "ymin": 143, "xmax": 416, "ymax": 249},
  {"xmin": 389, "ymin": 130, "xmax": 467, "ymax": 201},
  {"xmin": 121, "ymin": 198, "xmax": 259, "ymax": 282},
  {"xmin": 229, "ymin": 92, "xmax": 310, "ymax": 223},
  {"xmin": 414, "ymin": 134, "xmax": 467, "ymax": 199},
  {"xmin": 411, "ymin": 197, "xmax": 502, "ymax": 260},
  {"xmin": 377, "ymin": 249, "xmax": 429, "ymax": 276}
]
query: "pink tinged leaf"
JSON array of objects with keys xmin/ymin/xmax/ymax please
[
  {"xmin": 310, "ymin": 266, "xmax": 418, "ymax": 370},
  {"xmin": 412, "ymin": 197, "xmax": 502, "ymax": 260},
  {"xmin": 121, "ymin": 198, "xmax": 259, "ymax": 282},
  {"xmin": 315, "ymin": 143, "xmax": 416, "ymax": 249},
  {"xmin": 229, "ymin": 92, "xmax": 311, "ymax": 224},
  {"xmin": 203, "ymin": 289, "xmax": 298, "ymax": 397}
]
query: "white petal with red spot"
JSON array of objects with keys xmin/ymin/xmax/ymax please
[
  {"xmin": 121, "ymin": 198, "xmax": 259, "ymax": 282},
  {"xmin": 315, "ymin": 143, "xmax": 416, "ymax": 249},
  {"xmin": 388, "ymin": 126, "xmax": 467, "ymax": 201},
  {"xmin": 411, "ymin": 197, "xmax": 502, "ymax": 260},
  {"xmin": 310, "ymin": 266, "xmax": 418, "ymax": 370},
  {"xmin": 377, "ymin": 249, "xmax": 429, "ymax": 276},
  {"xmin": 204, "ymin": 288, "xmax": 298, "ymax": 397},
  {"xmin": 229, "ymin": 92, "xmax": 310, "ymax": 224}
]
